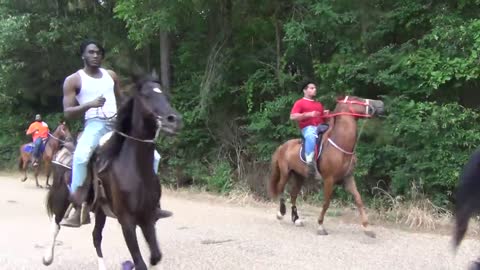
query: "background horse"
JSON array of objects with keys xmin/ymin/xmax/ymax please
[
  {"xmin": 453, "ymin": 148, "xmax": 480, "ymax": 269},
  {"xmin": 269, "ymin": 96, "xmax": 384, "ymax": 237},
  {"xmin": 42, "ymin": 74, "xmax": 182, "ymax": 270},
  {"xmin": 18, "ymin": 121, "xmax": 72, "ymax": 188}
]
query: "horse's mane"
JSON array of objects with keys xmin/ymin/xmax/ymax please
[{"xmin": 99, "ymin": 97, "xmax": 134, "ymax": 159}]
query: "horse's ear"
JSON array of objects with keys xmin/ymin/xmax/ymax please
[
  {"xmin": 151, "ymin": 69, "xmax": 159, "ymax": 80},
  {"xmin": 130, "ymin": 67, "xmax": 144, "ymax": 84}
]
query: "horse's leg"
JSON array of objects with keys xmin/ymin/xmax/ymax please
[
  {"xmin": 277, "ymin": 197, "xmax": 286, "ymax": 220},
  {"xmin": 45, "ymin": 161, "xmax": 52, "ymax": 188},
  {"xmin": 290, "ymin": 173, "xmax": 305, "ymax": 226},
  {"xmin": 317, "ymin": 177, "xmax": 334, "ymax": 235},
  {"xmin": 92, "ymin": 210, "xmax": 107, "ymax": 270},
  {"xmin": 120, "ymin": 218, "xmax": 148, "ymax": 270},
  {"xmin": 35, "ymin": 166, "xmax": 43, "ymax": 188},
  {"xmin": 42, "ymin": 214, "xmax": 62, "ymax": 266},
  {"xmin": 344, "ymin": 176, "xmax": 375, "ymax": 238},
  {"xmin": 43, "ymin": 200, "xmax": 69, "ymax": 266},
  {"xmin": 140, "ymin": 221, "xmax": 163, "ymax": 269},
  {"xmin": 20, "ymin": 157, "xmax": 28, "ymax": 182},
  {"xmin": 275, "ymin": 170, "xmax": 290, "ymax": 220}
]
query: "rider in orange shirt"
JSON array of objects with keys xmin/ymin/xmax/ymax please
[{"xmin": 26, "ymin": 114, "xmax": 50, "ymax": 166}]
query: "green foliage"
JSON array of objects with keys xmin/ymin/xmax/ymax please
[
  {"xmin": 1, "ymin": 0, "xmax": 480, "ymax": 207},
  {"xmin": 353, "ymin": 97, "xmax": 480, "ymax": 207}
]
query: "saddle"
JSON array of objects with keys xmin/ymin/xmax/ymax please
[{"xmin": 52, "ymin": 132, "xmax": 117, "ymax": 220}]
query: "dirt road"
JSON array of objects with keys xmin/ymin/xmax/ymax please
[{"xmin": 0, "ymin": 173, "xmax": 479, "ymax": 270}]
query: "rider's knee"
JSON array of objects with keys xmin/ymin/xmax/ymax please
[
  {"xmin": 73, "ymin": 147, "xmax": 94, "ymax": 165},
  {"xmin": 304, "ymin": 133, "xmax": 316, "ymax": 142}
]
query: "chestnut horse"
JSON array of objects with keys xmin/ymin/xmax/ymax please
[
  {"xmin": 269, "ymin": 96, "xmax": 384, "ymax": 237},
  {"xmin": 18, "ymin": 121, "xmax": 73, "ymax": 188}
]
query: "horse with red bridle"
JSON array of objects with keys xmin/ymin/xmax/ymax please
[{"xmin": 269, "ymin": 95, "xmax": 384, "ymax": 237}]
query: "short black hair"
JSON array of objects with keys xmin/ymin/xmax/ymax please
[
  {"xmin": 79, "ymin": 39, "xmax": 105, "ymax": 56},
  {"xmin": 300, "ymin": 80, "xmax": 316, "ymax": 91}
]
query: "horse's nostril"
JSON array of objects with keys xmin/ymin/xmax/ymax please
[{"xmin": 167, "ymin": 115, "xmax": 176, "ymax": 123}]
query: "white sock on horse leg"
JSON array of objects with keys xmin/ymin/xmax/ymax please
[{"xmin": 97, "ymin": 256, "xmax": 107, "ymax": 270}]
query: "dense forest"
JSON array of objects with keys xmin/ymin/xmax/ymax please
[{"xmin": 1, "ymin": 0, "xmax": 480, "ymax": 208}]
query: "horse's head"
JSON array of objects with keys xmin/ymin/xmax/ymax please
[
  {"xmin": 133, "ymin": 73, "xmax": 182, "ymax": 135},
  {"xmin": 335, "ymin": 96, "xmax": 385, "ymax": 118},
  {"xmin": 52, "ymin": 121, "xmax": 73, "ymax": 142}
]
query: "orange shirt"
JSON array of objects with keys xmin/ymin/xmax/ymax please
[{"xmin": 26, "ymin": 121, "xmax": 49, "ymax": 141}]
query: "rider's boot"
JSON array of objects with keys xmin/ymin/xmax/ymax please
[
  {"xmin": 306, "ymin": 153, "xmax": 316, "ymax": 181},
  {"xmin": 60, "ymin": 204, "xmax": 90, "ymax": 227},
  {"xmin": 155, "ymin": 203, "xmax": 173, "ymax": 220},
  {"xmin": 62, "ymin": 186, "xmax": 90, "ymax": 227}
]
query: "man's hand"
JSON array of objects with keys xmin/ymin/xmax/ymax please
[
  {"xmin": 88, "ymin": 95, "xmax": 106, "ymax": 108},
  {"xmin": 306, "ymin": 111, "xmax": 321, "ymax": 117}
]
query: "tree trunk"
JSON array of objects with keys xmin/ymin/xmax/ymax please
[
  {"xmin": 274, "ymin": 5, "xmax": 282, "ymax": 86},
  {"xmin": 160, "ymin": 31, "xmax": 170, "ymax": 91}
]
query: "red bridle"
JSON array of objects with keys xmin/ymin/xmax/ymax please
[{"xmin": 324, "ymin": 96, "xmax": 374, "ymax": 118}]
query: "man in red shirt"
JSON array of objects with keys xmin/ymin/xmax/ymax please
[
  {"xmin": 290, "ymin": 81, "xmax": 327, "ymax": 179},
  {"xmin": 26, "ymin": 114, "xmax": 50, "ymax": 166}
]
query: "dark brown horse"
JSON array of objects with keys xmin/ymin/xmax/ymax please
[
  {"xmin": 42, "ymin": 74, "xmax": 182, "ymax": 270},
  {"xmin": 18, "ymin": 122, "xmax": 72, "ymax": 188},
  {"xmin": 453, "ymin": 148, "xmax": 480, "ymax": 270},
  {"xmin": 269, "ymin": 96, "xmax": 384, "ymax": 237}
]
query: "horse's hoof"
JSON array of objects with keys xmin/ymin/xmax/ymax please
[
  {"xmin": 364, "ymin": 230, "xmax": 376, "ymax": 238},
  {"xmin": 294, "ymin": 219, "xmax": 305, "ymax": 227},
  {"xmin": 469, "ymin": 260, "xmax": 480, "ymax": 270},
  {"xmin": 317, "ymin": 225, "xmax": 328, "ymax": 235},
  {"xmin": 46, "ymin": 185, "xmax": 51, "ymax": 189},
  {"xmin": 37, "ymin": 185, "xmax": 43, "ymax": 189},
  {"xmin": 276, "ymin": 211, "xmax": 284, "ymax": 220},
  {"xmin": 121, "ymin": 260, "xmax": 135, "ymax": 270},
  {"xmin": 362, "ymin": 225, "xmax": 376, "ymax": 238},
  {"xmin": 42, "ymin": 256, "xmax": 53, "ymax": 266},
  {"xmin": 20, "ymin": 177, "xmax": 27, "ymax": 182}
]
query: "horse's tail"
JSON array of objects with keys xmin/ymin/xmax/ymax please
[
  {"xmin": 46, "ymin": 165, "xmax": 70, "ymax": 218},
  {"xmin": 268, "ymin": 145, "xmax": 283, "ymax": 199},
  {"xmin": 453, "ymin": 149, "xmax": 480, "ymax": 251}
]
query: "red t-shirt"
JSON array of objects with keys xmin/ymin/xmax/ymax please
[{"xmin": 290, "ymin": 98, "xmax": 325, "ymax": 129}]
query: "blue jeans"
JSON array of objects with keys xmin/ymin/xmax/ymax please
[
  {"xmin": 301, "ymin": 125, "xmax": 318, "ymax": 163},
  {"xmin": 70, "ymin": 118, "xmax": 161, "ymax": 193},
  {"xmin": 32, "ymin": 138, "xmax": 44, "ymax": 159}
]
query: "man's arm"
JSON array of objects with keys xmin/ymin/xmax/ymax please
[
  {"xmin": 107, "ymin": 69, "xmax": 123, "ymax": 108},
  {"xmin": 26, "ymin": 123, "xmax": 36, "ymax": 135},
  {"xmin": 290, "ymin": 111, "xmax": 320, "ymax": 121},
  {"xmin": 63, "ymin": 73, "xmax": 104, "ymax": 120}
]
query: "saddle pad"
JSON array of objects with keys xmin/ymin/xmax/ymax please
[
  {"xmin": 23, "ymin": 142, "xmax": 46, "ymax": 154},
  {"xmin": 52, "ymin": 147, "xmax": 73, "ymax": 169}
]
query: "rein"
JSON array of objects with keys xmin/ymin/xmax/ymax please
[{"xmin": 113, "ymin": 119, "xmax": 163, "ymax": 144}]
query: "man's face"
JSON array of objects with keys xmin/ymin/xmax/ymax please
[
  {"xmin": 82, "ymin": 44, "xmax": 103, "ymax": 68},
  {"xmin": 35, "ymin": 115, "xmax": 41, "ymax": 122},
  {"xmin": 303, "ymin": 83, "xmax": 317, "ymax": 97}
]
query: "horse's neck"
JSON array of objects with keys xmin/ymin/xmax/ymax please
[
  {"xmin": 130, "ymin": 97, "xmax": 157, "ymax": 141},
  {"xmin": 46, "ymin": 133, "xmax": 60, "ymax": 151},
  {"xmin": 118, "ymin": 97, "xmax": 157, "ymax": 175},
  {"xmin": 330, "ymin": 116, "xmax": 357, "ymax": 152}
]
